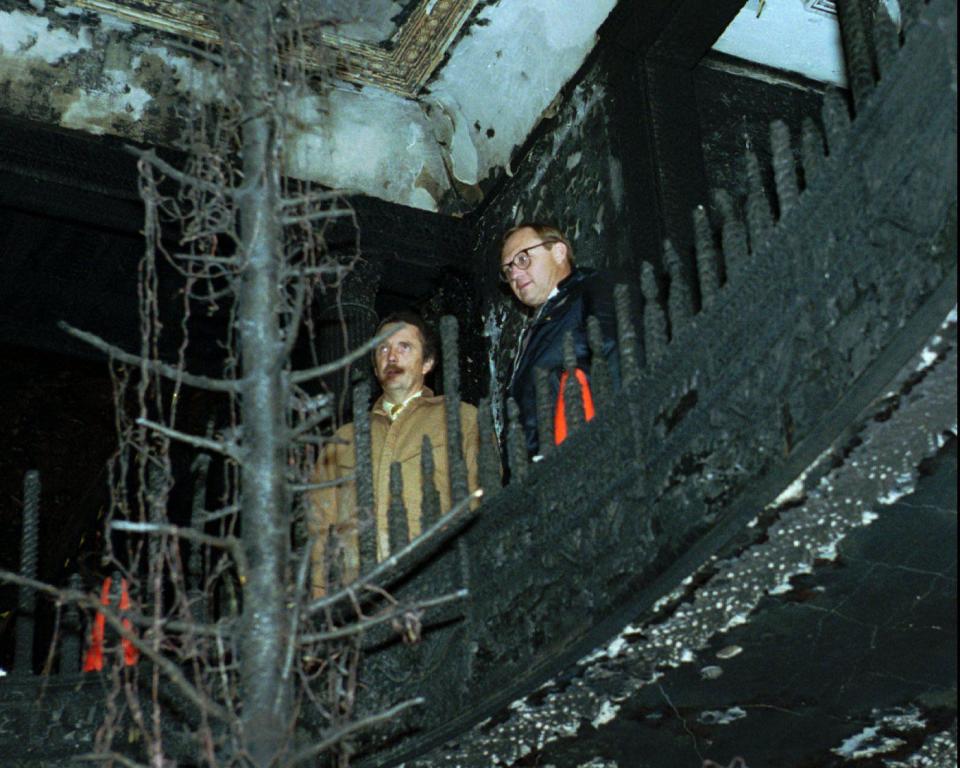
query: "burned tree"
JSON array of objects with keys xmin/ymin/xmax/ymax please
[{"xmin": 2, "ymin": 1, "xmax": 477, "ymax": 766}]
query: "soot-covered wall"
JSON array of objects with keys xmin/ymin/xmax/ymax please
[
  {"xmin": 470, "ymin": 42, "xmax": 651, "ymax": 417},
  {"xmin": 468, "ymin": 42, "xmax": 829, "ymax": 418},
  {"xmin": 695, "ymin": 56, "xmax": 827, "ymax": 208}
]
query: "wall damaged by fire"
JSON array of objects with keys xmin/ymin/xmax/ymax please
[
  {"xmin": 470, "ymin": 43, "xmax": 652, "ymax": 422},
  {"xmin": 0, "ymin": 0, "xmax": 619, "ymax": 213}
]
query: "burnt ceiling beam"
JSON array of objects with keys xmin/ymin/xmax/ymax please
[
  {"xmin": 0, "ymin": 115, "xmax": 144, "ymax": 236},
  {"xmin": 646, "ymin": 0, "xmax": 751, "ymax": 67}
]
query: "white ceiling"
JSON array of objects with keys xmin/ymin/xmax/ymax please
[{"xmin": 712, "ymin": 0, "xmax": 880, "ymax": 87}]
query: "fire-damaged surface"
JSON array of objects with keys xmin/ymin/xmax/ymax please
[
  {"xmin": 405, "ymin": 312, "xmax": 957, "ymax": 767},
  {"xmin": 345, "ymin": 0, "xmax": 958, "ymax": 762}
]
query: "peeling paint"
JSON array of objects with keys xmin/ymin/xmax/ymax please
[
  {"xmin": 134, "ymin": 46, "xmax": 223, "ymax": 102},
  {"xmin": 428, "ymin": 0, "xmax": 617, "ymax": 183},
  {"xmin": 0, "ymin": 10, "xmax": 92, "ymax": 65},
  {"xmin": 285, "ymin": 84, "xmax": 448, "ymax": 211},
  {"xmin": 60, "ymin": 68, "xmax": 152, "ymax": 134}
]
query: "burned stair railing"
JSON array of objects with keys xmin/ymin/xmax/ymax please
[
  {"xmin": 7, "ymin": 470, "xmax": 86, "ymax": 677},
  {"xmin": 366, "ymin": 2, "xmax": 956, "ymax": 762},
  {"xmin": 12, "ymin": 470, "xmax": 40, "ymax": 676}
]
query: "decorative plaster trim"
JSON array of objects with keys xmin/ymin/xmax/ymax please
[{"xmin": 71, "ymin": 0, "xmax": 478, "ymax": 97}]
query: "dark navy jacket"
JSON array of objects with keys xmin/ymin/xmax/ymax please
[{"xmin": 506, "ymin": 267, "xmax": 620, "ymax": 457}]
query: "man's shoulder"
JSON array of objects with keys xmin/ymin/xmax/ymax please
[
  {"xmin": 333, "ymin": 420, "xmax": 357, "ymax": 439},
  {"xmin": 417, "ymin": 394, "xmax": 478, "ymax": 415}
]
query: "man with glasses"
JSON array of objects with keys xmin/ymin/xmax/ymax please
[
  {"xmin": 308, "ymin": 311, "xmax": 481, "ymax": 595},
  {"xmin": 500, "ymin": 222, "xmax": 620, "ymax": 458}
]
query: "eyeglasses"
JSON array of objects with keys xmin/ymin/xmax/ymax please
[{"xmin": 499, "ymin": 240, "xmax": 558, "ymax": 282}]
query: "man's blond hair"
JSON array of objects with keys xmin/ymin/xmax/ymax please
[{"xmin": 501, "ymin": 222, "xmax": 575, "ymax": 266}]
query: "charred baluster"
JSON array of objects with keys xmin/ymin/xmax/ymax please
[
  {"xmin": 614, "ymin": 283, "xmax": 643, "ymax": 387},
  {"xmin": 323, "ymin": 525, "xmax": 344, "ymax": 594},
  {"xmin": 110, "ymin": 569, "xmax": 124, "ymax": 666},
  {"xmin": 506, "ymin": 398, "xmax": 529, "ymax": 483},
  {"xmin": 534, "ymin": 366, "xmax": 555, "ymax": 454},
  {"xmin": 387, "ymin": 462, "xmax": 409, "ymax": 555},
  {"xmin": 693, "ymin": 205, "xmax": 721, "ymax": 310},
  {"xmin": 614, "ymin": 284, "xmax": 646, "ymax": 460},
  {"xmin": 800, "ymin": 118, "xmax": 826, "ymax": 189},
  {"xmin": 770, "ymin": 120, "xmax": 800, "ymax": 218},
  {"xmin": 712, "ymin": 189, "xmax": 749, "ymax": 283},
  {"xmin": 821, "ymin": 87, "xmax": 852, "ymax": 155},
  {"xmin": 441, "ymin": 316, "xmax": 468, "ymax": 500},
  {"xmin": 872, "ymin": 1, "xmax": 899, "ymax": 78},
  {"xmin": 836, "ymin": 0, "xmax": 876, "ymax": 107},
  {"xmin": 664, "ymin": 239, "xmax": 694, "ymax": 334},
  {"xmin": 586, "ymin": 316, "xmax": 612, "ymax": 405},
  {"xmin": 352, "ymin": 379, "xmax": 377, "ymax": 572},
  {"xmin": 419, "ymin": 435, "xmax": 441, "ymax": 528},
  {"xmin": 745, "ymin": 149, "xmax": 773, "ymax": 249},
  {"xmin": 14, "ymin": 470, "xmax": 40, "ymax": 675},
  {"xmin": 477, "ymin": 398, "xmax": 501, "ymax": 497},
  {"xmin": 561, "ymin": 330, "xmax": 586, "ymax": 436},
  {"xmin": 61, "ymin": 572, "xmax": 83, "ymax": 674},
  {"xmin": 642, "ymin": 262, "xmax": 668, "ymax": 364}
]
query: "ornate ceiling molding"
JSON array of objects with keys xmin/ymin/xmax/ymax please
[{"xmin": 71, "ymin": 0, "xmax": 478, "ymax": 97}]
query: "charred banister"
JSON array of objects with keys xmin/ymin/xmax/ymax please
[
  {"xmin": 561, "ymin": 331, "xmax": 585, "ymax": 436},
  {"xmin": 664, "ymin": 238, "xmax": 695, "ymax": 331},
  {"xmin": 533, "ymin": 367, "xmax": 554, "ymax": 454},
  {"xmin": 14, "ymin": 470, "xmax": 40, "ymax": 675},
  {"xmin": 387, "ymin": 462, "xmax": 409, "ymax": 556},
  {"xmin": 586, "ymin": 317, "xmax": 612, "ymax": 407},
  {"xmin": 505, "ymin": 398, "xmax": 528, "ymax": 483},
  {"xmin": 801, "ymin": 118, "xmax": 826, "ymax": 189},
  {"xmin": 744, "ymin": 148, "xmax": 774, "ymax": 250},
  {"xmin": 836, "ymin": 0, "xmax": 877, "ymax": 106},
  {"xmin": 641, "ymin": 262, "xmax": 667, "ymax": 365},
  {"xmin": 822, "ymin": 87, "xmax": 852, "ymax": 156},
  {"xmin": 353, "ymin": 379, "xmax": 377, "ymax": 572},
  {"xmin": 440, "ymin": 315, "xmax": 468, "ymax": 502},
  {"xmin": 419, "ymin": 435, "xmax": 441, "ymax": 527},
  {"xmin": 61, "ymin": 572, "xmax": 83, "ymax": 674},
  {"xmin": 693, "ymin": 205, "xmax": 722, "ymax": 309},
  {"xmin": 770, "ymin": 120, "xmax": 800, "ymax": 218},
  {"xmin": 476, "ymin": 398, "xmax": 501, "ymax": 497}
]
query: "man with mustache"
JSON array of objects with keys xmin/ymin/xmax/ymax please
[
  {"xmin": 500, "ymin": 222, "xmax": 621, "ymax": 459},
  {"xmin": 308, "ymin": 311, "xmax": 480, "ymax": 595}
]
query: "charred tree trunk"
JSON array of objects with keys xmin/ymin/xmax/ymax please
[{"xmin": 233, "ymin": 2, "xmax": 292, "ymax": 762}]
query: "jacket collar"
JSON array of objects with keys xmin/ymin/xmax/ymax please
[
  {"xmin": 529, "ymin": 267, "xmax": 592, "ymax": 323},
  {"xmin": 372, "ymin": 386, "xmax": 437, "ymax": 419}
]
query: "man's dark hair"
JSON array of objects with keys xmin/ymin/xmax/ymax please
[{"xmin": 375, "ymin": 311, "xmax": 438, "ymax": 364}]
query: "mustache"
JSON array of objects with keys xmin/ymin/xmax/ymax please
[{"xmin": 382, "ymin": 365, "xmax": 404, "ymax": 374}]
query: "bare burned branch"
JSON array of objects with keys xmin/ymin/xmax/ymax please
[
  {"xmin": 136, "ymin": 418, "xmax": 239, "ymax": 459},
  {"xmin": 301, "ymin": 589, "xmax": 468, "ymax": 643},
  {"xmin": 60, "ymin": 322, "xmax": 240, "ymax": 393}
]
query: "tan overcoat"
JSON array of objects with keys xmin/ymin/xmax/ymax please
[{"xmin": 307, "ymin": 388, "xmax": 480, "ymax": 595}]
